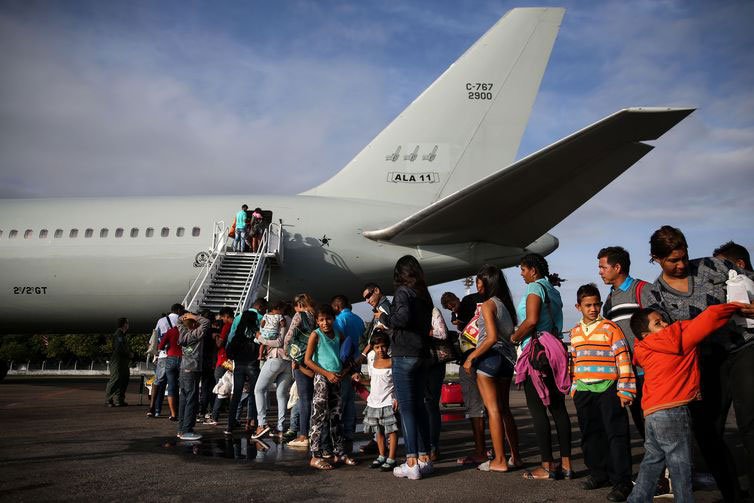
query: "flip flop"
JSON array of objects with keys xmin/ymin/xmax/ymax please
[
  {"xmin": 477, "ymin": 460, "xmax": 509, "ymax": 473},
  {"xmin": 522, "ymin": 468, "xmax": 558, "ymax": 480}
]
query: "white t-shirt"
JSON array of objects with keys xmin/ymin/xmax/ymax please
[{"xmin": 366, "ymin": 351, "xmax": 394, "ymax": 409}]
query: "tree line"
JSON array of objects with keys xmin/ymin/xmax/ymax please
[{"xmin": 0, "ymin": 333, "xmax": 150, "ymax": 363}]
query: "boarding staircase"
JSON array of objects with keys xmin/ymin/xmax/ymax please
[{"xmin": 183, "ymin": 219, "xmax": 284, "ymax": 314}]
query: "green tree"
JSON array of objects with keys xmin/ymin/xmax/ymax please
[
  {"xmin": 65, "ymin": 334, "xmax": 104, "ymax": 361},
  {"xmin": 43, "ymin": 334, "xmax": 71, "ymax": 360}
]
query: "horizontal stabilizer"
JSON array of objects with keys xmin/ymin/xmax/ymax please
[{"xmin": 363, "ymin": 108, "xmax": 694, "ymax": 247}]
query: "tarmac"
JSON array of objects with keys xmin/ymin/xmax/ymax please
[{"xmin": 0, "ymin": 376, "xmax": 744, "ymax": 502}]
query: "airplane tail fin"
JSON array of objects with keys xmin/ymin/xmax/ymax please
[{"xmin": 302, "ymin": 7, "xmax": 565, "ymax": 207}]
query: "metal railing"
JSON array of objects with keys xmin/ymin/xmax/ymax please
[
  {"xmin": 234, "ymin": 226, "xmax": 271, "ymax": 313},
  {"xmin": 183, "ymin": 220, "xmax": 229, "ymax": 311}
]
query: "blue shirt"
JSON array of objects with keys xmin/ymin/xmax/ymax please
[
  {"xmin": 334, "ymin": 308, "xmax": 365, "ymax": 360},
  {"xmin": 227, "ymin": 308, "xmax": 262, "ymax": 345},
  {"xmin": 516, "ymin": 278, "xmax": 563, "ymax": 347},
  {"xmin": 616, "ymin": 275, "xmax": 635, "ymax": 293},
  {"xmin": 236, "ymin": 210, "xmax": 247, "ymax": 229}
]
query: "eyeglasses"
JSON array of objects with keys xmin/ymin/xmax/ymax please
[{"xmin": 363, "ymin": 289, "xmax": 375, "ymax": 302}]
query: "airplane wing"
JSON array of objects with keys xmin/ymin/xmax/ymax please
[{"xmin": 362, "ymin": 107, "xmax": 694, "ymax": 247}]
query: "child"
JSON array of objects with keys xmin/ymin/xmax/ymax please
[
  {"xmin": 304, "ymin": 304, "xmax": 357, "ymax": 469},
  {"xmin": 353, "ymin": 332, "xmax": 398, "ymax": 471},
  {"xmin": 259, "ymin": 302, "xmax": 286, "ymax": 360},
  {"xmin": 569, "ymin": 284, "xmax": 635, "ymax": 499},
  {"xmin": 627, "ymin": 302, "xmax": 746, "ymax": 503}
]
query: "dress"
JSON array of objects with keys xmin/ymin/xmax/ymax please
[{"xmin": 362, "ymin": 352, "xmax": 398, "ymax": 435}]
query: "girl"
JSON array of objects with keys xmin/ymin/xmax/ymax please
[
  {"xmin": 354, "ymin": 332, "xmax": 398, "ymax": 471},
  {"xmin": 284, "ymin": 293, "xmax": 317, "ymax": 448},
  {"xmin": 304, "ymin": 304, "xmax": 357, "ymax": 469},
  {"xmin": 462, "ymin": 264, "xmax": 522, "ymax": 473},
  {"xmin": 259, "ymin": 302, "xmax": 286, "ymax": 360}
]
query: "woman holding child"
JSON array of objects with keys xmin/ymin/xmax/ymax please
[
  {"xmin": 462, "ymin": 265, "xmax": 522, "ymax": 473},
  {"xmin": 510, "ymin": 253, "xmax": 572, "ymax": 480}
]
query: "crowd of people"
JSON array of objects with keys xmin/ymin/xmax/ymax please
[{"xmin": 108, "ymin": 224, "xmax": 754, "ymax": 502}]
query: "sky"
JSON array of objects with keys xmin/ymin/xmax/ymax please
[{"xmin": 1, "ymin": 0, "xmax": 752, "ymax": 328}]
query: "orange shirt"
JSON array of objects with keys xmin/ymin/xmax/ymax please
[{"xmin": 633, "ymin": 303, "xmax": 739, "ymax": 417}]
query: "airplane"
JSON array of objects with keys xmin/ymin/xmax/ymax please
[{"xmin": 0, "ymin": 7, "xmax": 693, "ymax": 335}]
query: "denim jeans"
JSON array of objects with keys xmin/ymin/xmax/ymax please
[
  {"xmin": 228, "ymin": 361, "xmax": 259, "ymax": 430},
  {"xmin": 153, "ymin": 358, "xmax": 167, "ymax": 414},
  {"xmin": 254, "ymin": 358, "xmax": 293, "ymax": 431},
  {"xmin": 628, "ymin": 406, "xmax": 693, "ymax": 503},
  {"xmin": 294, "ymin": 368, "xmax": 314, "ymax": 437},
  {"xmin": 164, "ymin": 356, "xmax": 180, "ymax": 397},
  {"xmin": 178, "ymin": 370, "xmax": 200, "ymax": 434},
  {"xmin": 198, "ymin": 365, "xmax": 216, "ymax": 415},
  {"xmin": 290, "ymin": 401, "xmax": 300, "ymax": 433},
  {"xmin": 392, "ymin": 356, "xmax": 431, "ymax": 458},
  {"xmin": 233, "ymin": 229, "xmax": 246, "ymax": 252},
  {"xmin": 425, "ymin": 361, "xmax": 446, "ymax": 454}
]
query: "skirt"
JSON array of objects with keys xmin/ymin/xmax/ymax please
[{"xmin": 362, "ymin": 405, "xmax": 399, "ymax": 435}]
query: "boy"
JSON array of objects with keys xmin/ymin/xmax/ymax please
[
  {"xmin": 570, "ymin": 284, "xmax": 635, "ymax": 502},
  {"xmin": 628, "ymin": 302, "xmax": 746, "ymax": 503}
]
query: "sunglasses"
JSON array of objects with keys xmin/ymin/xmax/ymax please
[{"xmin": 363, "ymin": 289, "xmax": 375, "ymax": 302}]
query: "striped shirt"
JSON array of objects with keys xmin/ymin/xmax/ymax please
[{"xmin": 569, "ymin": 317, "xmax": 636, "ymax": 399}]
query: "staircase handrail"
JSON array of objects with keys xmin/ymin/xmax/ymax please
[
  {"xmin": 182, "ymin": 220, "xmax": 229, "ymax": 310},
  {"xmin": 265, "ymin": 220, "xmax": 284, "ymax": 264},
  {"xmin": 235, "ymin": 228, "xmax": 271, "ymax": 313}
]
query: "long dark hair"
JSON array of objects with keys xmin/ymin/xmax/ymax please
[
  {"xmin": 393, "ymin": 255, "xmax": 431, "ymax": 301},
  {"xmin": 520, "ymin": 253, "xmax": 565, "ymax": 287},
  {"xmin": 476, "ymin": 264, "xmax": 518, "ymax": 325}
]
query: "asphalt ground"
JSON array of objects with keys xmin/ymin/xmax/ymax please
[{"xmin": 0, "ymin": 376, "xmax": 745, "ymax": 502}]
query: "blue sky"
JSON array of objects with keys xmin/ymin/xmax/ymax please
[{"xmin": 1, "ymin": 1, "xmax": 752, "ymax": 328}]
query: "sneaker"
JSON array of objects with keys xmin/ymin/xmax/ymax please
[
  {"xmin": 282, "ymin": 430, "xmax": 297, "ymax": 442},
  {"xmin": 179, "ymin": 432, "xmax": 203, "ymax": 441},
  {"xmin": 287, "ymin": 438, "xmax": 309, "ymax": 448},
  {"xmin": 204, "ymin": 413, "xmax": 212, "ymax": 420},
  {"xmin": 393, "ymin": 462, "xmax": 421, "ymax": 480},
  {"xmin": 418, "ymin": 460, "xmax": 434, "ymax": 476},
  {"xmin": 223, "ymin": 429, "xmax": 233, "ymax": 436},
  {"xmin": 204, "ymin": 419, "xmax": 218, "ymax": 426},
  {"xmin": 251, "ymin": 425, "xmax": 270, "ymax": 440},
  {"xmin": 607, "ymin": 483, "xmax": 632, "ymax": 502}
]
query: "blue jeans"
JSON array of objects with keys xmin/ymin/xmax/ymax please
[
  {"xmin": 228, "ymin": 361, "xmax": 259, "ymax": 429},
  {"xmin": 290, "ymin": 401, "xmax": 300, "ymax": 433},
  {"xmin": 425, "ymin": 361, "xmax": 445, "ymax": 454},
  {"xmin": 233, "ymin": 229, "xmax": 246, "ymax": 252},
  {"xmin": 254, "ymin": 358, "xmax": 293, "ymax": 431},
  {"xmin": 177, "ymin": 370, "xmax": 200, "ymax": 434},
  {"xmin": 164, "ymin": 356, "xmax": 180, "ymax": 397},
  {"xmin": 628, "ymin": 406, "xmax": 693, "ymax": 503},
  {"xmin": 294, "ymin": 368, "xmax": 314, "ymax": 437},
  {"xmin": 153, "ymin": 358, "xmax": 167, "ymax": 414},
  {"xmin": 392, "ymin": 356, "xmax": 431, "ymax": 458}
]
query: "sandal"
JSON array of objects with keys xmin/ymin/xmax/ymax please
[
  {"xmin": 457, "ymin": 455, "xmax": 488, "ymax": 466},
  {"xmin": 380, "ymin": 459, "xmax": 396, "ymax": 471},
  {"xmin": 335, "ymin": 454, "xmax": 358, "ymax": 466},
  {"xmin": 371, "ymin": 456, "xmax": 386, "ymax": 469},
  {"xmin": 478, "ymin": 460, "xmax": 509, "ymax": 473},
  {"xmin": 522, "ymin": 467, "xmax": 559, "ymax": 480},
  {"xmin": 310, "ymin": 457, "xmax": 334, "ymax": 471}
]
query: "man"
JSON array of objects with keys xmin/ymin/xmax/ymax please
[
  {"xmin": 440, "ymin": 291, "xmax": 488, "ymax": 466},
  {"xmin": 362, "ymin": 282, "xmax": 391, "ymax": 351},
  {"xmin": 234, "ymin": 204, "xmax": 249, "ymax": 252},
  {"xmin": 598, "ymin": 246, "xmax": 652, "ymax": 437},
  {"xmin": 147, "ymin": 303, "xmax": 184, "ymax": 417},
  {"xmin": 105, "ymin": 317, "xmax": 132, "ymax": 407},
  {"xmin": 331, "ymin": 294, "xmax": 365, "ymax": 451},
  {"xmin": 713, "ymin": 241, "xmax": 752, "ymax": 271},
  {"xmin": 176, "ymin": 311, "xmax": 209, "ymax": 441}
]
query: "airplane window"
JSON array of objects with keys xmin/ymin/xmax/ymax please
[
  {"xmin": 100, "ymin": 228, "xmax": 108, "ymax": 238},
  {"xmin": 39, "ymin": 229, "xmax": 48, "ymax": 239},
  {"xmin": 24, "ymin": 229, "xmax": 33, "ymax": 239},
  {"xmin": 115, "ymin": 228, "xmax": 124, "ymax": 238},
  {"xmin": 161, "ymin": 227, "xmax": 169, "ymax": 237},
  {"xmin": 84, "ymin": 228, "xmax": 94, "ymax": 238},
  {"xmin": 192, "ymin": 227, "xmax": 200, "ymax": 237},
  {"xmin": 176, "ymin": 227, "xmax": 185, "ymax": 237},
  {"xmin": 9, "ymin": 230, "xmax": 18, "ymax": 239},
  {"xmin": 146, "ymin": 227, "xmax": 154, "ymax": 237},
  {"xmin": 69, "ymin": 229, "xmax": 78, "ymax": 238},
  {"xmin": 130, "ymin": 228, "xmax": 139, "ymax": 238},
  {"xmin": 54, "ymin": 229, "xmax": 63, "ymax": 239},
  {"xmin": 0, "ymin": 230, "xmax": 3, "ymax": 239}
]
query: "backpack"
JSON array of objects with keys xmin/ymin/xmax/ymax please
[{"xmin": 226, "ymin": 311, "xmax": 260, "ymax": 361}]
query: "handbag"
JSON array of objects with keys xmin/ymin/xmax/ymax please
[
  {"xmin": 460, "ymin": 303, "xmax": 483, "ymax": 348},
  {"xmin": 527, "ymin": 286, "xmax": 558, "ymax": 375},
  {"xmin": 429, "ymin": 331, "xmax": 461, "ymax": 364},
  {"xmin": 287, "ymin": 313, "xmax": 313, "ymax": 363}
]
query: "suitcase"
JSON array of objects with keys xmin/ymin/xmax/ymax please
[{"xmin": 440, "ymin": 382, "xmax": 464, "ymax": 406}]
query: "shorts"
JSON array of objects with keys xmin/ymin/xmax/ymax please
[
  {"xmin": 473, "ymin": 350, "xmax": 514, "ymax": 379},
  {"xmin": 458, "ymin": 362, "xmax": 485, "ymax": 419},
  {"xmin": 154, "ymin": 358, "xmax": 167, "ymax": 386},
  {"xmin": 362, "ymin": 405, "xmax": 399, "ymax": 435}
]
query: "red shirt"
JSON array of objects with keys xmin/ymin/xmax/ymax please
[
  {"xmin": 633, "ymin": 303, "xmax": 738, "ymax": 417},
  {"xmin": 215, "ymin": 322, "xmax": 231, "ymax": 368},
  {"xmin": 158, "ymin": 327, "xmax": 182, "ymax": 358}
]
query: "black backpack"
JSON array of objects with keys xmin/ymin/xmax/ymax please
[{"xmin": 226, "ymin": 311, "xmax": 260, "ymax": 361}]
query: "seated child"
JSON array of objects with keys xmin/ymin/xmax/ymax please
[
  {"xmin": 569, "ymin": 284, "xmax": 635, "ymax": 499},
  {"xmin": 627, "ymin": 302, "xmax": 745, "ymax": 503},
  {"xmin": 353, "ymin": 332, "xmax": 398, "ymax": 471},
  {"xmin": 304, "ymin": 304, "xmax": 357, "ymax": 470}
]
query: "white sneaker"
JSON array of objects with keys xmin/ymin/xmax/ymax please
[
  {"xmin": 418, "ymin": 460, "xmax": 434, "ymax": 476},
  {"xmin": 393, "ymin": 462, "xmax": 421, "ymax": 480},
  {"xmin": 178, "ymin": 432, "xmax": 203, "ymax": 441}
]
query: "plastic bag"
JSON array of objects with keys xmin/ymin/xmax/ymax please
[{"xmin": 727, "ymin": 270, "xmax": 754, "ymax": 330}]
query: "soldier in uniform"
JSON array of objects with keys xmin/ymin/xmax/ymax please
[{"xmin": 105, "ymin": 317, "xmax": 133, "ymax": 407}]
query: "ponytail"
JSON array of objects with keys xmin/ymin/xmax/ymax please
[{"xmin": 520, "ymin": 253, "xmax": 566, "ymax": 288}]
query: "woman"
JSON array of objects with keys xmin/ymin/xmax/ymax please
[
  {"xmin": 509, "ymin": 253, "xmax": 572, "ymax": 480},
  {"xmin": 283, "ymin": 293, "xmax": 317, "ymax": 448},
  {"xmin": 379, "ymin": 255, "xmax": 434, "ymax": 480},
  {"xmin": 462, "ymin": 264, "xmax": 522, "ymax": 472}
]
